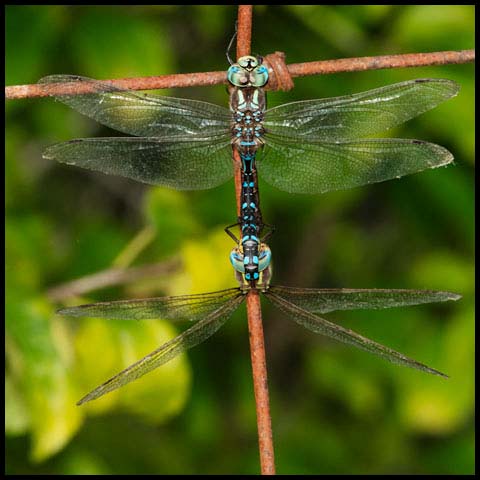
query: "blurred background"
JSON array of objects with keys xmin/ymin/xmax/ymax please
[{"xmin": 5, "ymin": 5, "xmax": 474, "ymax": 475}]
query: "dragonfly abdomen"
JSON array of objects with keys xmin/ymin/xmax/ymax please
[{"xmin": 230, "ymin": 151, "xmax": 270, "ymax": 283}]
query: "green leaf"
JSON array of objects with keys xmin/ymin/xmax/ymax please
[
  {"xmin": 144, "ymin": 188, "xmax": 199, "ymax": 257},
  {"xmin": 5, "ymin": 375, "xmax": 30, "ymax": 435},
  {"xmin": 6, "ymin": 215, "xmax": 55, "ymax": 294},
  {"xmin": 73, "ymin": 312, "xmax": 191, "ymax": 423},
  {"xmin": 6, "ymin": 295, "xmax": 83, "ymax": 462},
  {"xmin": 169, "ymin": 227, "xmax": 237, "ymax": 296}
]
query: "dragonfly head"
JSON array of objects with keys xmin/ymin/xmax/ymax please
[
  {"xmin": 227, "ymin": 55, "xmax": 269, "ymax": 88},
  {"xmin": 230, "ymin": 243, "xmax": 272, "ymax": 288}
]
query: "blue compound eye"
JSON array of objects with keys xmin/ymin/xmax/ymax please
[
  {"xmin": 251, "ymin": 66, "xmax": 269, "ymax": 87},
  {"xmin": 230, "ymin": 249, "xmax": 245, "ymax": 273},
  {"xmin": 258, "ymin": 244, "xmax": 272, "ymax": 272},
  {"xmin": 227, "ymin": 64, "xmax": 249, "ymax": 87}
]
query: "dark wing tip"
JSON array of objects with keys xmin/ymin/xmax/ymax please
[
  {"xmin": 77, "ymin": 387, "xmax": 104, "ymax": 405},
  {"xmin": 76, "ymin": 395, "xmax": 91, "ymax": 406},
  {"xmin": 413, "ymin": 78, "xmax": 461, "ymax": 98},
  {"xmin": 42, "ymin": 144, "xmax": 59, "ymax": 160},
  {"xmin": 38, "ymin": 74, "xmax": 92, "ymax": 84},
  {"xmin": 429, "ymin": 290, "xmax": 462, "ymax": 302},
  {"xmin": 423, "ymin": 142, "xmax": 455, "ymax": 167},
  {"xmin": 43, "ymin": 139, "xmax": 86, "ymax": 161},
  {"xmin": 445, "ymin": 292, "xmax": 462, "ymax": 301},
  {"xmin": 428, "ymin": 367, "xmax": 449, "ymax": 379}
]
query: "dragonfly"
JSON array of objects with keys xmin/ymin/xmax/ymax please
[
  {"xmin": 39, "ymin": 58, "xmax": 459, "ymax": 195},
  {"xmin": 59, "ymin": 259, "xmax": 460, "ymax": 405}
]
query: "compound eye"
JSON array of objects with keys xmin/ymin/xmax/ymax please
[
  {"xmin": 250, "ymin": 65, "xmax": 269, "ymax": 87},
  {"xmin": 227, "ymin": 64, "xmax": 249, "ymax": 87},
  {"xmin": 258, "ymin": 244, "xmax": 272, "ymax": 272},
  {"xmin": 230, "ymin": 247, "xmax": 246, "ymax": 273}
]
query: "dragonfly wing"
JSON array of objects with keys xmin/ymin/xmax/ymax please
[
  {"xmin": 265, "ymin": 291, "xmax": 448, "ymax": 378},
  {"xmin": 76, "ymin": 293, "xmax": 244, "ymax": 404},
  {"xmin": 38, "ymin": 75, "xmax": 231, "ymax": 138},
  {"xmin": 257, "ymin": 138, "xmax": 453, "ymax": 194},
  {"xmin": 268, "ymin": 286, "xmax": 461, "ymax": 314},
  {"xmin": 44, "ymin": 136, "xmax": 233, "ymax": 189},
  {"xmin": 58, "ymin": 287, "xmax": 242, "ymax": 322},
  {"xmin": 264, "ymin": 79, "xmax": 459, "ymax": 141}
]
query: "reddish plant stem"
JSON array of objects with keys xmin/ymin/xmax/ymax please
[
  {"xmin": 234, "ymin": 5, "xmax": 276, "ymax": 476},
  {"xmin": 5, "ymin": 49, "xmax": 474, "ymax": 100},
  {"xmin": 236, "ymin": 5, "xmax": 253, "ymax": 58},
  {"xmin": 246, "ymin": 290, "xmax": 276, "ymax": 475},
  {"xmin": 4, "ymin": 72, "xmax": 227, "ymax": 99},
  {"xmin": 287, "ymin": 49, "xmax": 475, "ymax": 77}
]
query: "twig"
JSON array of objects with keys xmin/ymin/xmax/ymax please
[
  {"xmin": 5, "ymin": 49, "xmax": 474, "ymax": 100},
  {"xmin": 47, "ymin": 257, "xmax": 181, "ymax": 301},
  {"xmin": 287, "ymin": 49, "xmax": 475, "ymax": 77},
  {"xmin": 246, "ymin": 290, "xmax": 275, "ymax": 475},
  {"xmin": 234, "ymin": 5, "xmax": 276, "ymax": 476},
  {"xmin": 236, "ymin": 5, "xmax": 252, "ymax": 58},
  {"xmin": 112, "ymin": 225, "xmax": 157, "ymax": 268}
]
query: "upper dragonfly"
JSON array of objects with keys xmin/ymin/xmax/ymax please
[{"xmin": 39, "ymin": 56, "xmax": 459, "ymax": 194}]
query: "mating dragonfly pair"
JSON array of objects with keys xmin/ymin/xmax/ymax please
[{"xmin": 40, "ymin": 54, "xmax": 460, "ymax": 405}]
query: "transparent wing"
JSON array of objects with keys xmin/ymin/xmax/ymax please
[
  {"xmin": 264, "ymin": 79, "xmax": 459, "ymax": 141},
  {"xmin": 265, "ymin": 290, "xmax": 451, "ymax": 378},
  {"xmin": 268, "ymin": 286, "xmax": 461, "ymax": 314},
  {"xmin": 38, "ymin": 75, "xmax": 232, "ymax": 138},
  {"xmin": 58, "ymin": 288, "xmax": 242, "ymax": 322},
  {"xmin": 43, "ymin": 136, "xmax": 233, "ymax": 189},
  {"xmin": 69, "ymin": 294, "xmax": 245, "ymax": 405},
  {"xmin": 257, "ymin": 138, "xmax": 453, "ymax": 194}
]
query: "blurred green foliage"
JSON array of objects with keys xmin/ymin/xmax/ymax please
[{"xmin": 5, "ymin": 5, "xmax": 474, "ymax": 475}]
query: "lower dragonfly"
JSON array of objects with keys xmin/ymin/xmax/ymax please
[{"xmin": 60, "ymin": 242, "xmax": 460, "ymax": 405}]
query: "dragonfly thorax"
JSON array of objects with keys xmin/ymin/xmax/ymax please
[{"xmin": 230, "ymin": 88, "xmax": 266, "ymax": 152}]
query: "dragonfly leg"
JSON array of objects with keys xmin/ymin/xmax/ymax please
[
  {"xmin": 225, "ymin": 222, "xmax": 240, "ymax": 243},
  {"xmin": 260, "ymin": 223, "xmax": 276, "ymax": 242}
]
